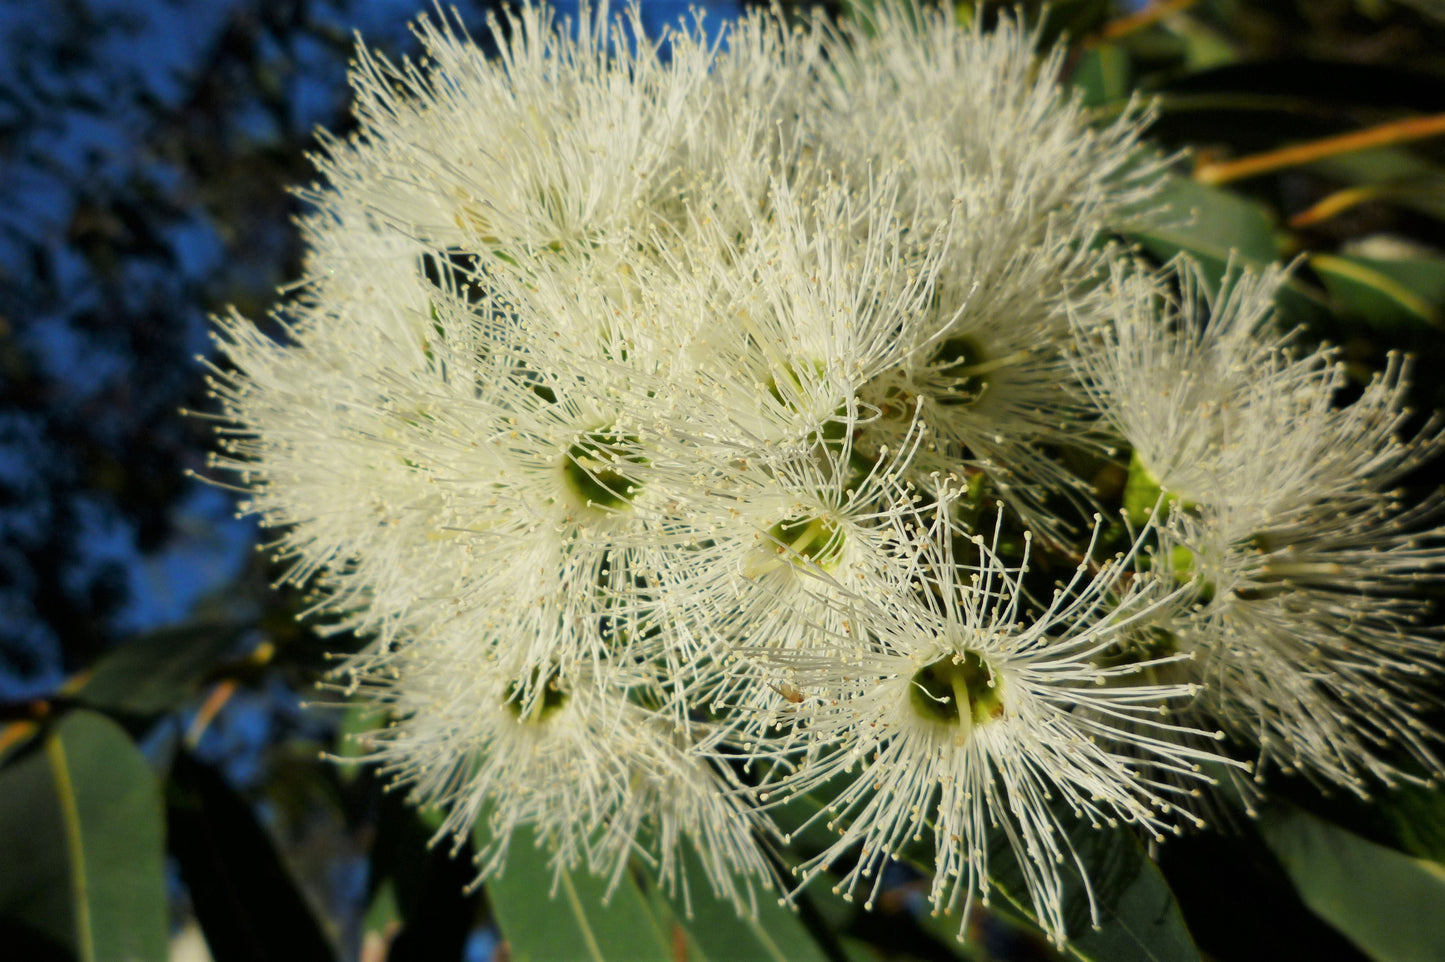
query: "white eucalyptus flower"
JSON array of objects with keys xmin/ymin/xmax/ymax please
[
  {"xmin": 798, "ymin": 4, "xmax": 1166, "ymax": 529},
  {"xmin": 805, "ymin": 4, "xmax": 1165, "ymax": 242},
  {"xmin": 342, "ymin": 648, "xmax": 774, "ymax": 911},
  {"xmin": 315, "ymin": 2, "xmax": 721, "ymax": 263},
  {"xmin": 1163, "ymin": 498, "xmax": 1445, "ymax": 795},
  {"xmin": 1068, "ymin": 256, "xmax": 1316, "ymax": 519},
  {"xmin": 756, "ymin": 502, "xmax": 1223, "ymax": 943},
  {"xmin": 1074, "ymin": 256, "xmax": 1445, "ymax": 792},
  {"xmin": 207, "ymin": 0, "xmax": 1270, "ymax": 932}
]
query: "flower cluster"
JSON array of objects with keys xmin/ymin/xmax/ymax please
[{"xmin": 206, "ymin": 0, "xmax": 1445, "ymax": 944}]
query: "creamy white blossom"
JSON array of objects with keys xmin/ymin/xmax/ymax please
[
  {"xmin": 752, "ymin": 502, "xmax": 1224, "ymax": 942},
  {"xmin": 803, "ymin": 4, "xmax": 1169, "ymax": 525},
  {"xmin": 1163, "ymin": 505, "xmax": 1445, "ymax": 795},
  {"xmin": 1072, "ymin": 257, "xmax": 1445, "ymax": 793},
  {"xmin": 203, "ymin": 0, "xmax": 1445, "ymax": 943},
  {"xmin": 1071, "ymin": 257, "xmax": 1332, "ymax": 519},
  {"xmin": 340, "ymin": 643, "xmax": 775, "ymax": 910},
  {"xmin": 317, "ymin": 3, "xmax": 721, "ymax": 260}
]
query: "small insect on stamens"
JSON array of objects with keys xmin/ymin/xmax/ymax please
[{"xmin": 770, "ymin": 682, "xmax": 807, "ymax": 704}]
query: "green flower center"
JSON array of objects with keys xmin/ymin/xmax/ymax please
[
  {"xmin": 767, "ymin": 515, "xmax": 845, "ymax": 569},
  {"xmin": 562, "ymin": 428, "xmax": 646, "ymax": 511},
  {"xmin": 907, "ymin": 650, "xmax": 1005, "ymax": 730},
  {"xmin": 503, "ymin": 672, "xmax": 569, "ymax": 724},
  {"xmin": 1155, "ymin": 544, "xmax": 1215, "ymax": 605},
  {"xmin": 1094, "ymin": 626, "xmax": 1180, "ymax": 671},
  {"xmin": 927, "ymin": 335, "xmax": 990, "ymax": 407},
  {"xmin": 767, "ymin": 360, "xmax": 849, "ymax": 444},
  {"xmin": 1122, "ymin": 450, "xmax": 1203, "ymax": 526}
]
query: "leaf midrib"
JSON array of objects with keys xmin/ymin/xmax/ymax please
[{"xmin": 48, "ymin": 733, "xmax": 94, "ymax": 962}]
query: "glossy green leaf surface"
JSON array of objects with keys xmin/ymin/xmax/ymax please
[
  {"xmin": 1126, "ymin": 175, "xmax": 1331, "ymax": 327},
  {"xmin": 656, "ymin": 847, "xmax": 831, "ymax": 962},
  {"xmin": 1130, "ymin": 175, "xmax": 1280, "ymax": 268},
  {"xmin": 332, "ymin": 702, "xmax": 388, "ymax": 781},
  {"xmin": 991, "ymin": 826, "xmax": 1202, "ymax": 962},
  {"xmin": 1074, "ymin": 43, "xmax": 1132, "ymax": 109},
  {"xmin": 1308, "ymin": 149, "xmax": 1445, "ymax": 224},
  {"xmin": 0, "ymin": 710, "xmax": 167, "ymax": 962},
  {"xmin": 1311, "ymin": 253, "xmax": 1445, "ymax": 332},
  {"xmin": 1063, "ymin": 851, "xmax": 1200, "ymax": 962},
  {"xmin": 483, "ymin": 824, "xmax": 671, "ymax": 962},
  {"xmin": 1260, "ymin": 805, "xmax": 1445, "ymax": 962},
  {"xmin": 1380, "ymin": 785, "xmax": 1445, "ymax": 865}
]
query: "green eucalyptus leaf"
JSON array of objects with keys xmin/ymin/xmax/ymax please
[
  {"xmin": 331, "ymin": 702, "xmax": 387, "ymax": 782},
  {"xmin": 1312, "ymin": 146, "xmax": 1443, "ymax": 183},
  {"xmin": 656, "ymin": 847, "xmax": 831, "ymax": 962},
  {"xmin": 166, "ymin": 749, "xmax": 337, "ymax": 962},
  {"xmin": 1380, "ymin": 785, "xmax": 1445, "ymax": 865},
  {"xmin": 1063, "ymin": 847, "xmax": 1199, "ymax": 962},
  {"xmin": 1259, "ymin": 804, "xmax": 1445, "ymax": 962},
  {"xmin": 1310, "ymin": 253, "xmax": 1445, "ymax": 332},
  {"xmin": 363, "ymin": 878, "xmax": 400, "ymax": 940},
  {"xmin": 1129, "ymin": 175, "xmax": 1278, "ymax": 268},
  {"xmin": 767, "ymin": 779, "xmax": 855, "ymax": 857},
  {"xmin": 837, "ymin": 934, "xmax": 888, "ymax": 962},
  {"xmin": 1176, "ymin": 21, "xmax": 1235, "ymax": 71},
  {"xmin": 775, "ymin": 776, "xmax": 1198, "ymax": 961},
  {"xmin": 0, "ymin": 710, "xmax": 167, "ymax": 962},
  {"xmin": 483, "ymin": 823, "xmax": 671, "ymax": 962},
  {"xmin": 1074, "ymin": 43, "xmax": 1132, "ymax": 108},
  {"xmin": 912, "ymin": 912, "xmax": 980, "ymax": 960},
  {"xmin": 984, "ymin": 823, "xmax": 1199, "ymax": 962},
  {"xmin": 77, "ymin": 621, "xmax": 251, "ymax": 718},
  {"xmin": 1126, "ymin": 175, "xmax": 1330, "ymax": 327},
  {"xmin": 1033, "ymin": 0, "xmax": 1113, "ymax": 46},
  {"xmin": 1307, "ymin": 149, "xmax": 1445, "ymax": 223}
]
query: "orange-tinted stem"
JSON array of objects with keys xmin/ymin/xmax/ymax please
[
  {"xmin": 1197, "ymin": 112, "xmax": 1445, "ymax": 186},
  {"xmin": 1097, "ymin": 0, "xmax": 1202, "ymax": 42}
]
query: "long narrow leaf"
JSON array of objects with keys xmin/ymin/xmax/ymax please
[{"xmin": 0, "ymin": 711, "xmax": 167, "ymax": 962}]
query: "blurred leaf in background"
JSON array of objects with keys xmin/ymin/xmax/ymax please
[{"xmin": 0, "ymin": 711, "xmax": 167, "ymax": 962}]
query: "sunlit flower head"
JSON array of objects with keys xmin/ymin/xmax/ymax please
[
  {"xmin": 1160, "ymin": 497, "xmax": 1445, "ymax": 796},
  {"xmin": 203, "ymin": 0, "xmax": 1258, "ymax": 932},
  {"xmin": 1075, "ymin": 256, "xmax": 1445, "ymax": 793},
  {"xmin": 798, "ymin": 4, "xmax": 1167, "ymax": 529},
  {"xmin": 754, "ymin": 501, "xmax": 1225, "ymax": 943},
  {"xmin": 340, "ymin": 647, "xmax": 775, "ymax": 911},
  {"xmin": 317, "ymin": 2, "xmax": 722, "ymax": 261}
]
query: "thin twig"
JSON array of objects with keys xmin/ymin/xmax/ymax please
[
  {"xmin": 1095, "ymin": 0, "xmax": 1202, "ymax": 43},
  {"xmin": 185, "ymin": 679, "xmax": 239, "ymax": 748},
  {"xmin": 1196, "ymin": 112, "xmax": 1445, "ymax": 186}
]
